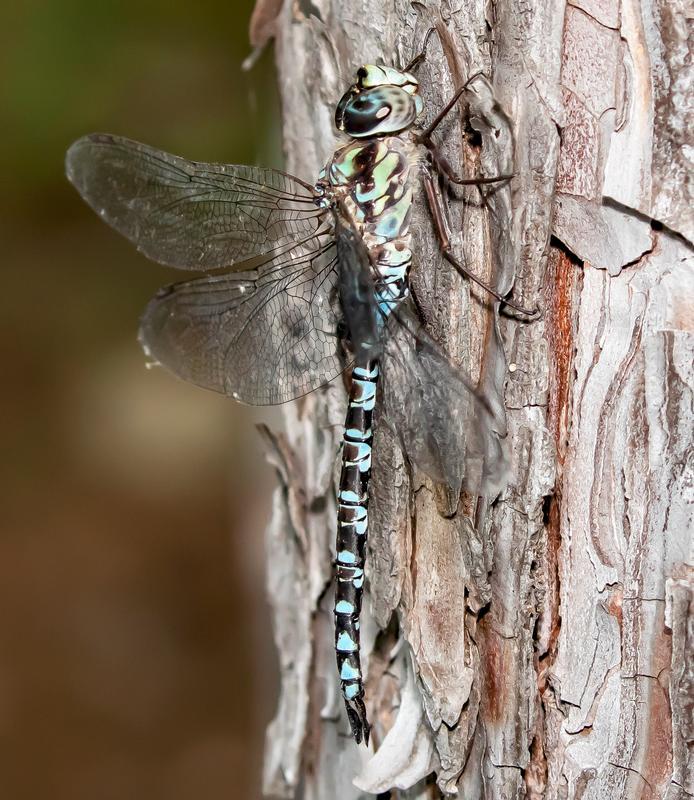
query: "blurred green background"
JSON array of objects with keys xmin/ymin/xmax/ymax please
[{"xmin": 0, "ymin": 1, "xmax": 283, "ymax": 798}]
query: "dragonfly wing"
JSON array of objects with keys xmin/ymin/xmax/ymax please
[
  {"xmin": 334, "ymin": 215, "xmax": 382, "ymax": 362},
  {"xmin": 66, "ymin": 133, "xmax": 326, "ymax": 269},
  {"xmin": 379, "ymin": 304, "xmax": 509, "ymax": 497},
  {"xmin": 139, "ymin": 232, "xmax": 345, "ymax": 405}
]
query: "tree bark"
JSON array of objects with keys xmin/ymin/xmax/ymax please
[{"xmin": 258, "ymin": 1, "xmax": 693, "ymax": 798}]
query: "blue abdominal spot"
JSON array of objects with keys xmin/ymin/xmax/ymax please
[
  {"xmin": 344, "ymin": 682, "xmax": 361, "ymax": 699},
  {"xmin": 336, "ymin": 632, "xmax": 358, "ymax": 652},
  {"xmin": 340, "ymin": 661, "xmax": 360, "ymax": 680}
]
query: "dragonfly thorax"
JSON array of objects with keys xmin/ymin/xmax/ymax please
[
  {"xmin": 316, "ymin": 135, "xmax": 420, "ymax": 333},
  {"xmin": 335, "ymin": 64, "xmax": 423, "ymax": 138}
]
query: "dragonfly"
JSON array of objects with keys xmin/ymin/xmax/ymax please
[{"xmin": 65, "ymin": 29, "xmax": 536, "ymax": 746}]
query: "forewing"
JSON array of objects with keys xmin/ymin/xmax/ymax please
[
  {"xmin": 379, "ymin": 304, "xmax": 509, "ymax": 497},
  {"xmin": 66, "ymin": 133, "xmax": 325, "ymax": 269},
  {"xmin": 139, "ymin": 232, "xmax": 345, "ymax": 405}
]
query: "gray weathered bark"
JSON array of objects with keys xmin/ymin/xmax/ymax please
[{"xmin": 256, "ymin": 1, "xmax": 693, "ymax": 798}]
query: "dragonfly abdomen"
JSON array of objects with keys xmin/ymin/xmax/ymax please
[{"xmin": 334, "ymin": 361, "xmax": 378, "ymax": 744}]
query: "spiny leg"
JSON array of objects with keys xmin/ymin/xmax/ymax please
[
  {"xmin": 422, "ymin": 169, "xmax": 539, "ymax": 317},
  {"xmin": 403, "ymin": 25, "xmax": 438, "ymax": 73},
  {"xmin": 416, "ymin": 70, "xmax": 518, "ymax": 191},
  {"xmin": 418, "ymin": 71, "xmax": 484, "ymax": 141},
  {"xmin": 407, "ymin": 25, "xmax": 514, "ymax": 189},
  {"xmin": 334, "ymin": 361, "xmax": 379, "ymax": 745},
  {"xmin": 426, "ymin": 142, "xmax": 514, "ymax": 192}
]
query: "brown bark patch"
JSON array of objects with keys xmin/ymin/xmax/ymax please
[
  {"xmin": 480, "ymin": 621, "xmax": 506, "ymax": 724},
  {"xmin": 544, "ymin": 246, "xmax": 579, "ymax": 464},
  {"xmin": 641, "ymin": 611, "xmax": 674, "ymax": 792},
  {"xmin": 604, "ymin": 584, "xmax": 623, "ymax": 631},
  {"xmin": 642, "ymin": 672, "xmax": 674, "ymax": 793}
]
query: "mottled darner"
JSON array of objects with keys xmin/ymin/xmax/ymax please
[{"xmin": 65, "ymin": 29, "xmax": 536, "ymax": 746}]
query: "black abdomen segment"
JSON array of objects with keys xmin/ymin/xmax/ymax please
[{"xmin": 334, "ymin": 361, "xmax": 378, "ymax": 745}]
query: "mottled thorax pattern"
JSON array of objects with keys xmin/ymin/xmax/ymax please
[{"xmin": 317, "ymin": 135, "xmax": 421, "ymax": 320}]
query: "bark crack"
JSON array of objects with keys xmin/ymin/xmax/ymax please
[{"xmin": 607, "ymin": 761, "xmax": 656, "ymax": 792}]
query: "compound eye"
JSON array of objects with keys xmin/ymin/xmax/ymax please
[
  {"xmin": 334, "ymin": 81, "xmax": 418, "ymax": 137},
  {"xmin": 334, "ymin": 86, "xmax": 359, "ymax": 131},
  {"xmin": 338, "ymin": 86, "xmax": 416, "ymax": 137},
  {"xmin": 345, "ymin": 94, "xmax": 390, "ymax": 134}
]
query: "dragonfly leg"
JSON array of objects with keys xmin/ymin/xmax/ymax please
[
  {"xmin": 426, "ymin": 141, "xmax": 514, "ymax": 190},
  {"xmin": 422, "ymin": 170, "xmax": 539, "ymax": 318},
  {"xmin": 419, "ymin": 78, "xmax": 515, "ymax": 193},
  {"xmin": 417, "ymin": 72, "xmax": 484, "ymax": 141},
  {"xmin": 403, "ymin": 26, "xmax": 438, "ymax": 72}
]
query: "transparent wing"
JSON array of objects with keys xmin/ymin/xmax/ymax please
[
  {"xmin": 379, "ymin": 303, "xmax": 509, "ymax": 497},
  {"xmin": 66, "ymin": 133, "xmax": 326, "ymax": 269},
  {"xmin": 329, "ymin": 218, "xmax": 506, "ymax": 496},
  {"xmin": 139, "ymin": 230, "xmax": 346, "ymax": 405}
]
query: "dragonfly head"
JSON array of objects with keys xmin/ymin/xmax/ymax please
[{"xmin": 335, "ymin": 65, "xmax": 423, "ymax": 138}]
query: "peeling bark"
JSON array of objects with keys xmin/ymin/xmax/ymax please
[{"xmin": 259, "ymin": 1, "xmax": 693, "ymax": 797}]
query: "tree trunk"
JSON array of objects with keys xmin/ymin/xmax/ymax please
[{"xmin": 258, "ymin": 1, "xmax": 692, "ymax": 798}]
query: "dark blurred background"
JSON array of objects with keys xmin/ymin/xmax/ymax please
[{"xmin": 0, "ymin": 2, "xmax": 282, "ymax": 797}]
